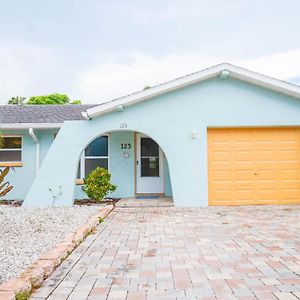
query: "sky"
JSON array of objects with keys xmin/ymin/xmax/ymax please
[{"xmin": 0, "ymin": 0, "xmax": 300, "ymax": 104}]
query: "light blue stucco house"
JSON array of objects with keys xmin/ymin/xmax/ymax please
[{"xmin": 2, "ymin": 63, "xmax": 300, "ymax": 207}]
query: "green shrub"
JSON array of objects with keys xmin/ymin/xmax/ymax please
[{"xmin": 83, "ymin": 167, "xmax": 116, "ymax": 202}]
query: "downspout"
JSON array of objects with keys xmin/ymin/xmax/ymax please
[{"xmin": 29, "ymin": 128, "xmax": 40, "ymax": 175}]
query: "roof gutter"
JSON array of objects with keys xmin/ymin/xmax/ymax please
[
  {"xmin": 81, "ymin": 111, "xmax": 91, "ymax": 120},
  {"xmin": 0, "ymin": 123, "xmax": 63, "ymax": 130},
  {"xmin": 28, "ymin": 128, "xmax": 40, "ymax": 175}
]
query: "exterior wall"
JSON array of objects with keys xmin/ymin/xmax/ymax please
[
  {"xmin": 1, "ymin": 129, "xmax": 172, "ymax": 200},
  {"xmin": 23, "ymin": 77, "xmax": 300, "ymax": 207},
  {"xmin": 1, "ymin": 129, "xmax": 58, "ymax": 200},
  {"xmin": 74, "ymin": 131, "xmax": 135, "ymax": 199},
  {"xmin": 75, "ymin": 131, "xmax": 172, "ymax": 199},
  {"xmin": 163, "ymin": 156, "xmax": 172, "ymax": 197}
]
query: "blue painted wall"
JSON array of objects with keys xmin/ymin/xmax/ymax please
[
  {"xmin": 163, "ymin": 155, "xmax": 172, "ymax": 197},
  {"xmin": 74, "ymin": 131, "xmax": 135, "ymax": 199},
  {"xmin": 1, "ymin": 130, "xmax": 35, "ymax": 200},
  {"xmin": 1, "ymin": 129, "xmax": 58, "ymax": 200},
  {"xmin": 75, "ymin": 131, "xmax": 172, "ymax": 199},
  {"xmin": 22, "ymin": 77, "xmax": 300, "ymax": 207},
  {"xmin": 2, "ymin": 129, "xmax": 172, "ymax": 200}
]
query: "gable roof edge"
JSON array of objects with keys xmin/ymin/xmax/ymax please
[
  {"xmin": 227, "ymin": 64, "xmax": 300, "ymax": 99},
  {"xmin": 84, "ymin": 63, "xmax": 300, "ymax": 119}
]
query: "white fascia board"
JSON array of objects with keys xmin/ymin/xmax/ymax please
[
  {"xmin": 228, "ymin": 65, "xmax": 300, "ymax": 99},
  {"xmin": 0, "ymin": 123, "xmax": 63, "ymax": 130},
  {"xmin": 84, "ymin": 64, "xmax": 224, "ymax": 119},
  {"xmin": 84, "ymin": 63, "xmax": 300, "ymax": 119}
]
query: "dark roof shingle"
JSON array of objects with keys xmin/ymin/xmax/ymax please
[{"xmin": 0, "ymin": 104, "xmax": 98, "ymax": 124}]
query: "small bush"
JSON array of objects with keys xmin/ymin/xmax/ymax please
[{"xmin": 83, "ymin": 167, "xmax": 116, "ymax": 202}]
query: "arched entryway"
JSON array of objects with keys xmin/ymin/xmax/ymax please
[
  {"xmin": 74, "ymin": 130, "xmax": 173, "ymax": 202},
  {"xmin": 23, "ymin": 116, "xmax": 177, "ymax": 207}
]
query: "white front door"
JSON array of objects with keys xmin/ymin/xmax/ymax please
[{"xmin": 136, "ymin": 134, "xmax": 164, "ymax": 194}]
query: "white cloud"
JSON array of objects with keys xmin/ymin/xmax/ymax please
[
  {"xmin": 0, "ymin": 45, "xmax": 30, "ymax": 101},
  {"xmin": 72, "ymin": 49, "xmax": 300, "ymax": 104},
  {"xmin": 239, "ymin": 49, "xmax": 300, "ymax": 80},
  {"xmin": 0, "ymin": 42, "xmax": 60, "ymax": 104},
  {"xmin": 71, "ymin": 53, "xmax": 218, "ymax": 103},
  {"xmin": 1, "ymin": 41, "xmax": 300, "ymax": 105}
]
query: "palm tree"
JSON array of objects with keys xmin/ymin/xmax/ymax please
[
  {"xmin": 8, "ymin": 96, "xmax": 26, "ymax": 105},
  {"xmin": 0, "ymin": 167, "xmax": 13, "ymax": 197}
]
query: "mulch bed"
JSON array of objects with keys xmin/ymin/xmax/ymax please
[
  {"xmin": 0, "ymin": 200, "xmax": 21, "ymax": 207},
  {"xmin": 74, "ymin": 198, "xmax": 120, "ymax": 206},
  {"xmin": 0, "ymin": 198, "xmax": 120, "ymax": 207}
]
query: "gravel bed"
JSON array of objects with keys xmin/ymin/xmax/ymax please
[{"xmin": 0, "ymin": 205, "xmax": 102, "ymax": 284}]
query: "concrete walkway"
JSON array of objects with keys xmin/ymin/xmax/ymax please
[
  {"xmin": 115, "ymin": 197, "xmax": 173, "ymax": 207},
  {"xmin": 31, "ymin": 205, "xmax": 300, "ymax": 300}
]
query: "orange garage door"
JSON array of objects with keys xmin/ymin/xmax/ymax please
[{"xmin": 208, "ymin": 128, "xmax": 300, "ymax": 205}]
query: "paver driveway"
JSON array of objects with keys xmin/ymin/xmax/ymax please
[{"xmin": 31, "ymin": 205, "xmax": 300, "ymax": 300}]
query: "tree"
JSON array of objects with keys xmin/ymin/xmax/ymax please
[
  {"xmin": 8, "ymin": 96, "xmax": 26, "ymax": 105},
  {"xmin": 71, "ymin": 100, "xmax": 82, "ymax": 104},
  {"xmin": 7, "ymin": 93, "xmax": 82, "ymax": 105},
  {"xmin": 27, "ymin": 93, "xmax": 70, "ymax": 105}
]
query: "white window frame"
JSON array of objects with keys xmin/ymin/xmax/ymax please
[
  {"xmin": 0, "ymin": 135, "xmax": 23, "ymax": 164},
  {"xmin": 77, "ymin": 134, "xmax": 110, "ymax": 180}
]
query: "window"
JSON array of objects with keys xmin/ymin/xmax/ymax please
[
  {"xmin": 0, "ymin": 136, "xmax": 22, "ymax": 164},
  {"xmin": 77, "ymin": 135, "xmax": 109, "ymax": 180},
  {"xmin": 141, "ymin": 138, "xmax": 159, "ymax": 177}
]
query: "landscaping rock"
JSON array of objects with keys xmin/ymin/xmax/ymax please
[
  {"xmin": 0, "ymin": 204, "xmax": 114, "ymax": 300},
  {"xmin": 0, "ymin": 205, "xmax": 102, "ymax": 284}
]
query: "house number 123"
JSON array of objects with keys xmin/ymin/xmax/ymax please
[{"xmin": 121, "ymin": 143, "xmax": 131, "ymax": 149}]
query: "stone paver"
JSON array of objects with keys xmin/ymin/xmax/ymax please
[
  {"xmin": 116, "ymin": 197, "xmax": 173, "ymax": 207},
  {"xmin": 30, "ymin": 205, "xmax": 300, "ymax": 300}
]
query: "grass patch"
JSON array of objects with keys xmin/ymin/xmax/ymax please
[{"xmin": 16, "ymin": 291, "xmax": 31, "ymax": 300}]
